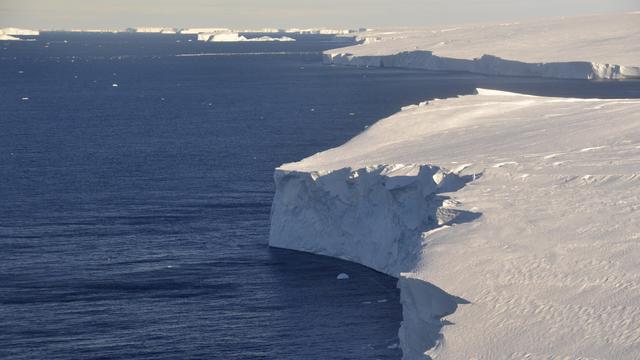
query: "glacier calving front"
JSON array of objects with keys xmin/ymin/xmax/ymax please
[
  {"xmin": 270, "ymin": 88, "xmax": 640, "ymax": 359},
  {"xmin": 270, "ymin": 13, "xmax": 640, "ymax": 359},
  {"xmin": 324, "ymin": 13, "xmax": 640, "ymax": 79}
]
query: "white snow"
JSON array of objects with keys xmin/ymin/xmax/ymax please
[
  {"xmin": 270, "ymin": 89, "xmax": 640, "ymax": 359},
  {"xmin": 324, "ymin": 13, "xmax": 640, "ymax": 79}
]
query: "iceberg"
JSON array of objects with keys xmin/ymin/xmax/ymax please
[
  {"xmin": 270, "ymin": 89, "xmax": 640, "ymax": 358},
  {"xmin": 324, "ymin": 13, "xmax": 640, "ymax": 79},
  {"xmin": 336, "ymin": 273, "xmax": 350, "ymax": 280},
  {"xmin": 201, "ymin": 32, "xmax": 295, "ymax": 42},
  {"xmin": 0, "ymin": 34, "xmax": 22, "ymax": 41},
  {"xmin": 0, "ymin": 28, "xmax": 39, "ymax": 40},
  {"xmin": 180, "ymin": 27, "xmax": 230, "ymax": 35},
  {"xmin": 135, "ymin": 27, "xmax": 177, "ymax": 34}
]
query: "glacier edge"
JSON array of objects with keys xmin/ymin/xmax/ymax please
[
  {"xmin": 323, "ymin": 51, "xmax": 640, "ymax": 80},
  {"xmin": 269, "ymin": 164, "xmax": 479, "ymax": 359}
]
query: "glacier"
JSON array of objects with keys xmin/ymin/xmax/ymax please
[
  {"xmin": 269, "ymin": 88, "xmax": 640, "ymax": 358},
  {"xmin": 270, "ymin": 13, "xmax": 640, "ymax": 359},
  {"xmin": 323, "ymin": 13, "xmax": 640, "ymax": 79}
]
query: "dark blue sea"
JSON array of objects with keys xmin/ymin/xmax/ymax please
[{"xmin": 1, "ymin": 32, "xmax": 639, "ymax": 360}]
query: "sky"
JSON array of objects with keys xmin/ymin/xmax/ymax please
[{"xmin": 1, "ymin": 0, "xmax": 638, "ymax": 30}]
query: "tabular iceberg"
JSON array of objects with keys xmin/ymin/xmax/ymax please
[
  {"xmin": 198, "ymin": 32, "xmax": 295, "ymax": 42},
  {"xmin": 0, "ymin": 27, "xmax": 39, "ymax": 40},
  {"xmin": 0, "ymin": 27, "xmax": 39, "ymax": 36}
]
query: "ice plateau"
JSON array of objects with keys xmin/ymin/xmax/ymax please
[
  {"xmin": 323, "ymin": 13, "xmax": 640, "ymax": 79},
  {"xmin": 270, "ymin": 88, "xmax": 640, "ymax": 359}
]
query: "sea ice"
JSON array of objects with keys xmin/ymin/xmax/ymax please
[{"xmin": 336, "ymin": 273, "xmax": 350, "ymax": 280}]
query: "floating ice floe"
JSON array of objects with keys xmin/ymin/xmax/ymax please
[{"xmin": 336, "ymin": 273, "xmax": 350, "ymax": 280}]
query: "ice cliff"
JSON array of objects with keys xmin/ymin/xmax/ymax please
[
  {"xmin": 270, "ymin": 164, "xmax": 477, "ymax": 276},
  {"xmin": 269, "ymin": 89, "xmax": 640, "ymax": 359},
  {"xmin": 324, "ymin": 13, "xmax": 640, "ymax": 79},
  {"xmin": 198, "ymin": 32, "xmax": 295, "ymax": 42}
]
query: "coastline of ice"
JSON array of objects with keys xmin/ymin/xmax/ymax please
[
  {"xmin": 323, "ymin": 13, "xmax": 640, "ymax": 79},
  {"xmin": 269, "ymin": 88, "xmax": 640, "ymax": 358}
]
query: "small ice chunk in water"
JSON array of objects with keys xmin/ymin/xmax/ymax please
[
  {"xmin": 112, "ymin": 83, "xmax": 119, "ymax": 87},
  {"xmin": 21, "ymin": 97, "xmax": 29, "ymax": 101},
  {"xmin": 387, "ymin": 343, "xmax": 399, "ymax": 349},
  {"xmin": 336, "ymin": 272, "xmax": 349, "ymax": 280}
]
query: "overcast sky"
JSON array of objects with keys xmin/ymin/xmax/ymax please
[{"xmin": 1, "ymin": 0, "xmax": 638, "ymax": 29}]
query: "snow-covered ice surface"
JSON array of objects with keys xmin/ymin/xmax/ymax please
[
  {"xmin": 270, "ymin": 89, "xmax": 640, "ymax": 359},
  {"xmin": 324, "ymin": 13, "xmax": 640, "ymax": 79}
]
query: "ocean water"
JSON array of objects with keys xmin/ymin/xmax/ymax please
[{"xmin": 1, "ymin": 32, "xmax": 639, "ymax": 360}]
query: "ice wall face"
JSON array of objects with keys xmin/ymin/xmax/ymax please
[
  {"xmin": 324, "ymin": 13, "xmax": 640, "ymax": 80},
  {"xmin": 324, "ymin": 51, "xmax": 633, "ymax": 80},
  {"xmin": 270, "ymin": 164, "xmax": 476, "ymax": 277},
  {"xmin": 270, "ymin": 164, "xmax": 478, "ymax": 360},
  {"xmin": 269, "ymin": 90, "xmax": 640, "ymax": 359}
]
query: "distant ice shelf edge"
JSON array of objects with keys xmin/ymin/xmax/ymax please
[{"xmin": 322, "ymin": 51, "xmax": 640, "ymax": 80}]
